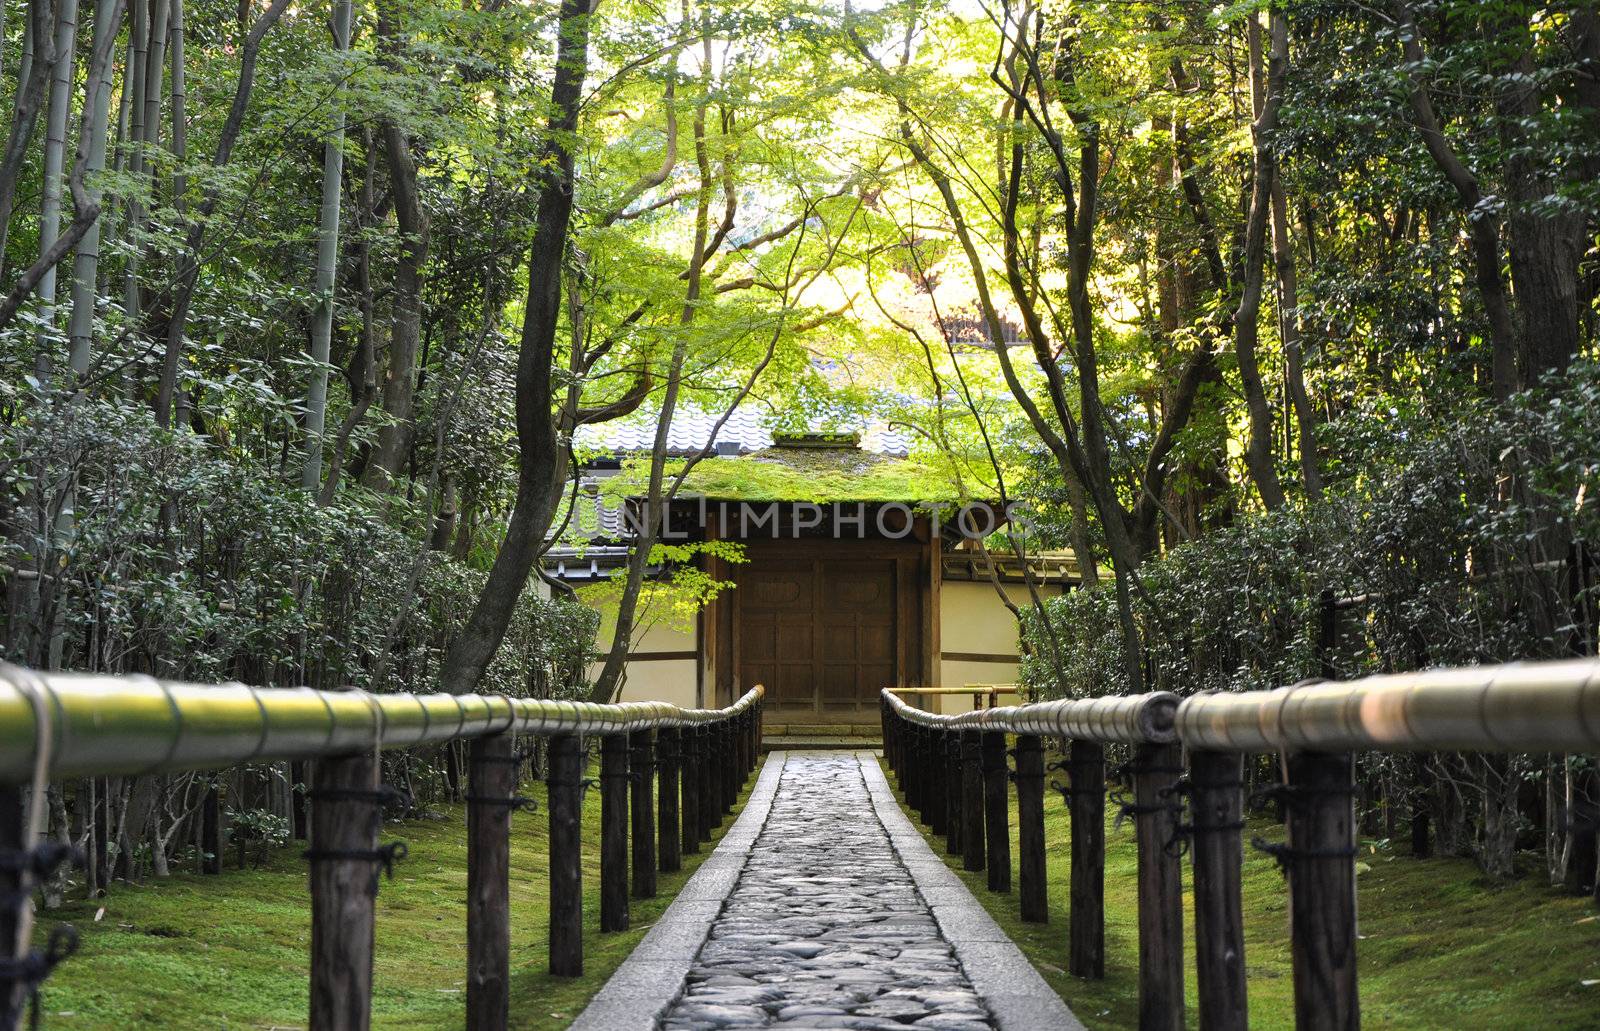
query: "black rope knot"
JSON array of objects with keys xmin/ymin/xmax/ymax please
[
  {"xmin": 465, "ymin": 793, "xmax": 538, "ymax": 814},
  {"xmin": 1049, "ymin": 778, "xmax": 1105, "ymax": 802},
  {"xmin": 0, "ymin": 842, "xmax": 81, "ymax": 881},
  {"xmin": 0, "ymin": 924, "xmax": 78, "ymax": 996},
  {"xmin": 1248, "ymin": 782, "xmax": 1355, "ymax": 810},
  {"xmin": 1112, "ymin": 797, "xmax": 1183, "ymax": 831},
  {"xmin": 469, "ymin": 748, "xmax": 532, "ymax": 770},
  {"xmin": 305, "ymin": 784, "xmax": 412, "ymax": 810},
  {"xmin": 1165, "ymin": 818, "xmax": 1248, "ymax": 858},
  {"xmin": 1251, "ymin": 837, "xmax": 1358, "ymax": 876},
  {"xmin": 1108, "ymin": 771, "xmax": 1183, "ymax": 831},
  {"xmin": 302, "ymin": 840, "xmax": 408, "ymax": 895}
]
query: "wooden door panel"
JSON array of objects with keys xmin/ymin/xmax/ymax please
[
  {"xmin": 777, "ymin": 623, "xmax": 812, "ymax": 661},
  {"xmin": 737, "ymin": 551, "xmax": 903, "ymax": 717},
  {"xmin": 742, "ymin": 619, "xmax": 776, "ymax": 661},
  {"xmin": 776, "ymin": 664, "xmax": 816, "ymax": 707},
  {"xmin": 859, "ymin": 625, "xmax": 893, "ymax": 662}
]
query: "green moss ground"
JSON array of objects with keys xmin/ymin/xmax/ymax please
[
  {"xmin": 882, "ymin": 760, "xmax": 1600, "ymax": 1030},
  {"xmin": 33, "ymin": 777, "xmax": 751, "ymax": 1030},
  {"xmin": 34, "ymin": 757, "xmax": 1600, "ymax": 1030}
]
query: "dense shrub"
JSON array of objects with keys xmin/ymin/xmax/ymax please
[
  {"xmin": 1021, "ymin": 367, "xmax": 1600, "ymax": 700},
  {"xmin": 1019, "ymin": 368, "xmax": 1600, "ymax": 881}
]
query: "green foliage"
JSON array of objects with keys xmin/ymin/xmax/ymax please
[
  {"xmin": 578, "ymin": 539, "xmax": 744, "ymax": 635},
  {"xmin": 1021, "ymin": 365, "xmax": 1600, "ymax": 700},
  {"xmin": 225, "ymin": 808, "xmax": 291, "ymax": 869},
  {"xmin": 0, "ymin": 392, "xmax": 594, "ymax": 697},
  {"xmin": 603, "ymin": 451, "xmax": 962, "ymax": 504},
  {"xmin": 37, "ymin": 782, "xmax": 755, "ymax": 1029},
  {"xmin": 885, "ymin": 759, "xmax": 1600, "ymax": 1030}
]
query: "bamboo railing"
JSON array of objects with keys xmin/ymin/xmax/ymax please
[
  {"xmin": 882, "ymin": 657, "xmax": 1600, "ymax": 1031},
  {"xmin": 883, "ymin": 683, "xmax": 1021, "ymax": 711},
  {"xmin": 0, "ymin": 663, "xmax": 763, "ymax": 1031}
]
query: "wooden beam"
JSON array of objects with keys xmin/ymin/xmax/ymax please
[
  {"xmin": 1133, "ymin": 742, "xmax": 1185, "ymax": 1031},
  {"xmin": 308, "ymin": 750, "xmax": 384, "ymax": 1030},
  {"xmin": 630, "ymin": 730, "xmax": 656, "ymax": 899},
  {"xmin": 547, "ymin": 735, "xmax": 584, "ymax": 977},
  {"xmin": 1189, "ymin": 750, "xmax": 1247, "ymax": 1031},
  {"xmin": 1015, "ymin": 734, "xmax": 1047, "ymax": 922},
  {"xmin": 599, "ymin": 734, "xmax": 629, "ymax": 932},
  {"xmin": 466, "ymin": 733, "xmax": 515, "ymax": 1030}
]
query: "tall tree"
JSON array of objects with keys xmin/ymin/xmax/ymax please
[
  {"xmin": 439, "ymin": 0, "xmax": 593, "ymax": 694},
  {"xmin": 302, "ymin": 0, "xmax": 354, "ymax": 492}
]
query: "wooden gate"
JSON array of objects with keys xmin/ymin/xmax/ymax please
[{"xmin": 734, "ymin": 548, "xmax": 903, "ymax": 717}]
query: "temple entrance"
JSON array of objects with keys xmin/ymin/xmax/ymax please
[{"xmin": 725, "ymin": 536, "xmax": 928, "ymax": 721}]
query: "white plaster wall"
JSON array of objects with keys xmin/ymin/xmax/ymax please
[
  {"xmin": 936, "ymin": 580, "xmax": 1034, "ymax": 715},
  {"xmin": 585, "ymin": 615, "xmax": 700, "ymax": 709},
  {"xmin": 934, "ymin": 662, "xmax": 1022, "ymax": 714}
]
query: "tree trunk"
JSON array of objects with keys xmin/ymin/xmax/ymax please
[
  {"xmin": 66, "ymin": 0, "xmax": 123, "ymax": 374},
  {"xmin": 119, "ymin": 0, "xmax": 148, "ymax": 331},
  {"xmin": 437, "ymin": 0, "xmax": 591, "ymax": 695},
  {"xmin": 591, "ymin": 53, "xmax": 712, "ymax": 703},
  {"xmin": 364, "ymin": 3, "xmax": 430, "ymax": 488},
  {"xmin": 1233, "ymin": 10, "xmax": 1288, "ymax": 511},
  {"xmin": 1270, "ymin": 178, "xmax": 1320, "ymax": 496},
  {"xmin": 301, "ymin": 0, "xmax": 352, "ymax": 491},
  {"xmin": 30, "ymin": 0, "xmax": 79, "ymax": 363},
  {"xmin": 154, "ymin": 0, "xmax": 187, "ymax": 427},
  {"xmin": 1395, "ymin": 1, "xmax": 1517, "ymax": 399},
  {"xmin": 1498, "ymin": 41, "xmax": 1586, "ymax": 386},
  {"xmin": 0, "ymin": 0, "xmax": 54, "ymax": 264}
]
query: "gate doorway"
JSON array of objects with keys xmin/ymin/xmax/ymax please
[{"xmin": 726, "ymin": 537, "xmax": 928, "ymax": 722}]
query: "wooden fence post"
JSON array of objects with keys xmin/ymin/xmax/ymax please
[
  {"xmin": 1015, "ymin": 734, "xmax": 1047, "ymax": 923},
  {"xmin": 630, "ymin": 730, "xmax": 656, "ymax": 899},
  {"xmin": 882, "ymin": 698, "xmax": 895, "ymax": 773},
  {"xmin": 928, "ymin": 726, "xmax": 948, "ymax": 837},
  {"xmin": 945, "ymin": 731, "xmax": 963, "ymax": 856},
  {"xmin": 546, "ymin": 734, "xmax": 584, "ymax": 977},
  {"xmin": 1283, "ymin": 750, "xmax": 1359, "ymax": 1031},
  {"xmin": 1189, "ymin": 750, "xmax": 1247, "ymax": 1031},
  {"xmin": 0, "ymin": 785, "xmax": 78, "ymax": 1031},
  {"xmin": 599, "ymin": 734, "xmax": 629, "ymax": 933},
  {"xmin": 1068, "ymin": 740, "xmax": 1105, "ymax": 979},
  {"xmin": 658, "ymin": 728, "xmax": 682, "ymax": 872},
  {"xmin": 708, "ymin": 722, "xmax": 724, "ymax": 819},
  {"xmin": 733, "ymin": 713, "xmax": 748, "ymax": 787},
  {"xmin": 907, "ymin": 725, "xmax": 926, "ymax": 818},
  {"xmin": 697, "ymin": 725, "xmax": 715, "ymax": 841},
  {"xmin": 961, "ymin": 730, "xmax": 985, "ymax": 872},
  {"xmin": 1132, "ymin": 742, "xmax": 1185, "ymax": 1031},
  {"xmin": 307, "ymin": 749, "xmax": 386, "ymax": 1031},
  {"xmin": 681, "ymin": 727, "xmax": 701, "ymax": 857},
  {"xmin": 1, "ymin": 785, "xmax": 31, "ymax": 1030},
  {"xmin": 202, "ymin": 783, "xmax": 222, "ymax": 874},
  {"xmin": 466, "ymin": 733, "xmax": 516, "ymax": 1031},
  {"xmin": 982, "ymin": 731, "xmax": 1011, "ymax": 892},
  {"xmin": 721, "ymin": 719, "xmax": 737, "ymax": 814}
]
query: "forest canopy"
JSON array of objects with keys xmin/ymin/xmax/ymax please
[{"xmin": 1, "ymin": 0, "xmax": 1597, "ymax": 880}]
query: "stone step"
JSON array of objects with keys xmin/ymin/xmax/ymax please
[
  {"xmin": 761, "ymin": 735, "xmax": 882, "ymax": 752},
  {"xmin": 764, "ymin": 723, "xmax": 881, "ymax": 737}
]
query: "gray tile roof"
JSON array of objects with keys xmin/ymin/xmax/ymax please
[{"xmin": 575, "ymin": 406, "xmax": 910, "ymax": 458}]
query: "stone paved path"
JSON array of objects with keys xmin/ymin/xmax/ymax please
[{"xmin": 659, "ymin": 753, "xmax": 993, "ymax": 1031}]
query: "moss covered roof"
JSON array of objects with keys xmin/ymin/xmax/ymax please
[{"xmin": 606, "ymin": 447, "xmax": 960, "ymax": 503}]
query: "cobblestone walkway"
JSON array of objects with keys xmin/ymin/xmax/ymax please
[{"xmin": 659, "ymin": 753, "xmax": 993, "ymax": 1031}]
